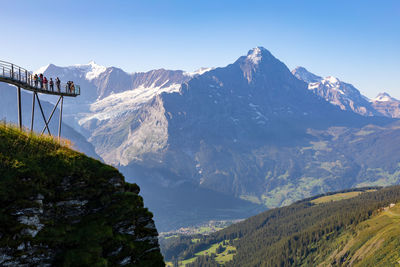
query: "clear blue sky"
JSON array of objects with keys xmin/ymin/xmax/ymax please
[{"xmin": 1, "ymin": 0, "xmax": 399, "ymax": 98}]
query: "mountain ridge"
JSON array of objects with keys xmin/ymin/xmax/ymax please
[
  {"xmin": 293, "ymin": 66, "xmax": 400, "ymax": 118},
  {"xmin": 21, "ymin": 47, "xmax": 400, "ymax": 231}
]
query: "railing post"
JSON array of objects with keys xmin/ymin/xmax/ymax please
[
  {"xmin": 11, "ymin": 64, "xmax": 14, "ymax": 79},
  {"xmin": 19, "ymin": 68, "xmax": 21, "ymax": 81},
  {"xmin": 25, "ymin": 70, "xmax": 28, "ymax": 83}
]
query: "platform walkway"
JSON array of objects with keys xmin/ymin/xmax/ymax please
[
  {"xmin": 0, "ymin": 60, "xmax": 80, "ymax": 97},
  {"xmin": 0, "ymin": 60, "xmax": 81, "ymax": 138}
]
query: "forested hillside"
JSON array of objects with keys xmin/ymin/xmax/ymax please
[{"xmin": 163, "ymin": 186, "xmax": 400, "ymax": 266}]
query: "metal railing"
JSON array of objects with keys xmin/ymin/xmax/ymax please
[{"xmin": 0, "ymin": 60, "xmax": 80, "ymax": 96}]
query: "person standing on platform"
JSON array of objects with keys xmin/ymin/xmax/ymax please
[
  {"xmin": 34, "ymin": 74, "xmax": 38, "ymax": 87},
  {"xmin": 49, "ymin": 78, "xmax": 54, "ymax": 91},
  {"xmin": 43, "ymin": 77, "xmax": 48, "ymax": 90},
  {"xmin": 56, "ymin": 77, "xmax": 61, "ymax": 92},
  {"xmin": 71, "ymin": 81, "xmax": 75, "ymax": 94},
  {"xmin": 39, "ymin": 74, "xmax": 43, "ymax": 89}
]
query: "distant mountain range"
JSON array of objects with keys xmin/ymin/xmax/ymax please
[
  {"xmin": 3, "ymin": 47, "xmax": 399, "ymax": 231},
  {"xmin": 292, "ymin": 66, "xmax": 400, "ymax": 118}
]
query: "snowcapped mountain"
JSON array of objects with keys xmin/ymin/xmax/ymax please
[
  {"xmin": 37, "ymin": 62, "xmax": 212, "ymax": 102},
  {"xmin": 31, "ymin": 48, "xmax": 398, "ymax": 231},
  {"xmin": 292, "ymin": 66, "xmax": 322, "ymax": 83},
  {"xmin": 292, "ymin": 67, "xmax": 380, "ymax": 116},
  {"xmin": 371, "ymin": 92, "xmax": 400, "ymax": 118},
  {"xmin": 80, "ymin": 47, "xmax": 390, "ymax": 206},
  {"xmin": 82, "ymin": 47, "xmax": 361, "ymax": 166},
  {"xmin": 373, "ymin": 92, "xmax": 397, "ymax": 102},
  {"xmin": 37, "ymin": 61, "xmax": 212, "ymax": 136}
]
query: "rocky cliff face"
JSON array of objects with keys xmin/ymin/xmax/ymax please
[{"xmin": 0, "ymin": 125, "xmax": 164, "ymax": 266}]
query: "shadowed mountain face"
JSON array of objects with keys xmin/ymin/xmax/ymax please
[{"xmin": 28, "ymin": 47, "xmax": 400, "ymax": 231}]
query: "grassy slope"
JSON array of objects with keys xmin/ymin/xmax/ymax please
[
  {"xmin": 166, "ymin": 240, "xmax": 236, "ymax": 266},
  {"xmin": 313, "ymin": 203, "xmax": 400, "ymax": 266},
  {"xmin": 311, "ymin": 191, "xmax": 363, "ymax": 204},
  {"xmin": 0, "ymin": 124, "xmax": 164, "ymax": 266},
  {"xmin": 165, "ymin": 191, "xmax": 367, "ymax": 266},
  {"xmin": 163, "ymin": 187, "xmax": 400, "ymax": 266}
]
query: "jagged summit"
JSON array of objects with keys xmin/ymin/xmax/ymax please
[
  {"xmin": 371, "ymin": 92, "xmax": 400, "ymax": 118},
  {"xmin": 246, "ymin": 46, "xmax": 272, "ymax": 64},
  {"xmin": 73, "ymin": 61, "xmax": 107, "ymax": 80},
  {"xmin": 292, "ymin": 67, "xmax": 380, "ymax": 116},
  {"xmin": 373, "ymin": 92, "xmax": 397, "ymax": 102},
  {"xmin": 34, "ymin": 64, "xmax": 51, "ymax": 74},
  {"xmin": 292, "ymin": 66, "xmax": 322, "ymax": 83},
  {"xmin": 233, "ymin": 47, "xmax": 296, "ymax": 84}
]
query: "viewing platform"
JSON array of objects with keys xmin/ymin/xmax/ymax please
[
  {"xmin": 0, "ymin": 60, "xmax": 81, "ymax": 138},
  {"xmin": 0, "ymin": 60, "xmax": 80, "ymax": 97}
]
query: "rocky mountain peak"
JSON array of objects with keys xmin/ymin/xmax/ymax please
[
  {"xmin": 371, "ymin": 92, "xmax": 400, "ymax": 118},
  {"xmin": 73, "ymin": 61, "xmax": 107, "ymax": 80},
  {"xmin": 373, "ymin": 92, "xmax": 397, "ymax": 102},
  {"xmin": 246, "ymin": 46, "xmax": 272, "ymax": 64},
  {"xmin": 234, "ymin": 47, "xmax": 296, "ymax": 84},
  {"xmin": 293, "ymin": 67, "xmax": 379, "ymax": 116},
  {"xmin": 292, "ymin": 66, "xmax": 322, "ymax": 83}
]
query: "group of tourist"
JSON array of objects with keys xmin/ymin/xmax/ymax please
[
  {"xmin": 32, "ymin": 74, "xmax": 75, "ymax": 94},
  {"xmin": 66, "ymin": 81, "xmax": 76, "ymax": 93}
]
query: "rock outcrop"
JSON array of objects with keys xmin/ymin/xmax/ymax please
[{"xmin": 0, "ymin": 125, "xmax": 164, "ymax": 266}]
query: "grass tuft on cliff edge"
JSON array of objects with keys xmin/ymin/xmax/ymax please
[{"xmin": 0, "ymin": 124, "xmax": 164, "ymax": 266}]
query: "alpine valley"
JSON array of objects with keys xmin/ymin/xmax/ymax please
[{"xmin": 5, "ymin": 47, "xmax": 400, "ymax": 232}]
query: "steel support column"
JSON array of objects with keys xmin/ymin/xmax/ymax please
[
  {"xmin": 17, "ymin": 86, "xmax": 22, "ymax": 129},
  {"xmin": 58, "ymin": 96, "xmax": 63, "ymax": 139},
  {"xmin": 35, "ymin": 93, "xmax": 51, "ymax": 136},
  {"xmin": 41, "ymin": 96, "xmax": 62, "ymax": 135},
  {"xmin": 30, "ymin": 92, "xmax": 35, "ymax": 131}
]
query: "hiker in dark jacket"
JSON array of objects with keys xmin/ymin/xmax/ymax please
[
  {"xmin": 56, "ymin": 77, "xmax": 61, "ymax": 92},
  {"xmin": 49, "ymin": 78, "xmax": 54, "ymax": 91}
]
